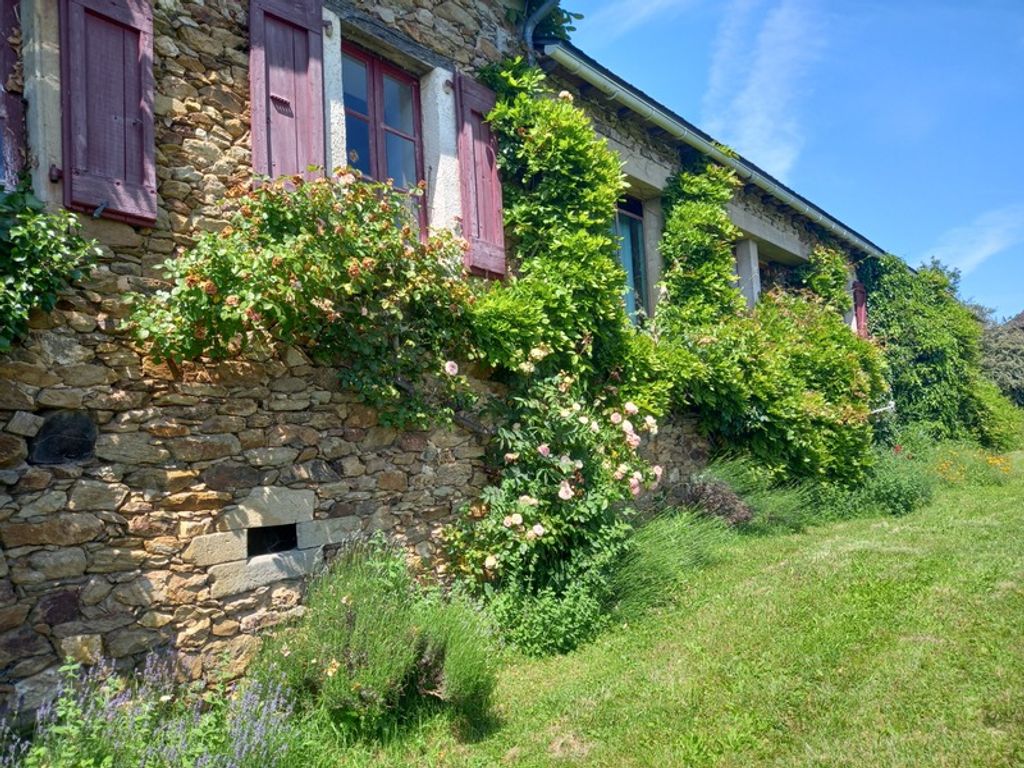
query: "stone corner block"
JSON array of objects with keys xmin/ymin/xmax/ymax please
[
  {"xmin": 221, "ymin": 486, "xmax": 315, "ymax": 530},
  {"xmin": 207, "ymin": 549, "xmax": 320, "ymax": 599}
]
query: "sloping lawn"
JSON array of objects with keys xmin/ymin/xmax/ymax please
[{"xmin": 332, "ymin": 455, "xmax": 1024, "ymax": 767}]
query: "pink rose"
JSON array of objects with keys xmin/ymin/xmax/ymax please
[
  {"xmin": 625, "ymin": 402, "xmax": 639, "ymax": 416},
  {"xmin": 444, "ymin": 360, "xmax": 459, "ymax": 376},
  {"xmin": 610, "ymin": 412, "xmax": 623, "ymax": 425},
  {"xmin": 626, "ymin": 433, "xmax": 641, "ymax": 450},
  {"xmin": 622, "ymin": 419, "xmax": 635, "ymax": 435},
  {"xmin": 532, "ymin": 523, "xmax": 546, "ymax": 537},
  {"xmin": 558, "ymin": 480, "xmax": 574, "ymax": 500},
  {"xmin": 537, "ymin": 444, "xmax": 551, "ymax": 457},
  {"xmin": 504, "ymin": 452, "xmax": 519, "ymax": 463},
  {"xmin": 629, "ymin": 477, "xmax": 641, "ymax": 496}
]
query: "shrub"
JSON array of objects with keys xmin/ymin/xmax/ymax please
[
  {"xmin": 255, "ymin": 541, "xmax": 496, "ymax": 733},
  {"xmin": 1, "ymin": 657, "xmax": 297, "ymax": 768},
  {"xmin": 796, "ymin": 243, "xmax": 853, "ymax": 313},
  {"xmin": 860, "ymin": 255, "xmax": 1021, "ymax": 449},
  {"xmin": 130, "ymin": 174, "xmax": 474, "ymax": 427},
  {"xmin": 0, "ymin": 182, "xmax": 99, "ymax": 350},
  {"xmin": 655, "ymin": 162, "xmax": 889, "ymax": 482},
  {"xmin": 982, "ymin": 313, "xmax": 1024, "ymax": 406},
  {"xmin": 445, "ymin": 373, "xmax": 659, "ymax": 654}
]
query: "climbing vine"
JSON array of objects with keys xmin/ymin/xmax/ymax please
[{"xmin": 1, "ymin": 182, "xmax": 99, "ymax": 350}]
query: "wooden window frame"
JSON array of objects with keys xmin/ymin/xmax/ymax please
[
  {"xmin": 342, "ymin": 42, "xmax": 426, "ymax": 229},
  {"xmin": 0, "ymin": 0, "xmax": 24, "ymax": 190}
]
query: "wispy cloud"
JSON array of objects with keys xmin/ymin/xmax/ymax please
[
  {"xmin": 924, "ymin": 203, "xmax": 1024, "ymax": 274},
  {"xmin": 578, "ymin": 0, "xmax": 700, "ymax": 47},
  {"xmin": 701, "ymin": 0, "xmax": 824, "ymax": 182}
]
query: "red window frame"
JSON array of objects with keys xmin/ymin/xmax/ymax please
[{"xmin": 341, "ymin": 42, "xmax": 426, "ymax": 229}]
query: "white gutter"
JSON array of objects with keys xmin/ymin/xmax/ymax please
[{"xmin": 543, "ymin": 43, "xmax": 885, "ymax": 259}]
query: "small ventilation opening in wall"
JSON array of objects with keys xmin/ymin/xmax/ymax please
[{"xmin": 247, "ymin": 524, "xmax": 298, "ymax": 557}]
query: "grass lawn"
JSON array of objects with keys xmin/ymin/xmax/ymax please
[{"xmin": 329, "ymin": 454, "xmax": 1024, "ymax": 767}]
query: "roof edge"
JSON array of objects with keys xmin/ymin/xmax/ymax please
[{"xmin": 541, "ymin": 41, "xmax": 887, "ymax": 259}]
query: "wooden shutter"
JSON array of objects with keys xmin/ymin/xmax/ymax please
[
  {"xmin": 60, "ymin": 0, "xmax": 156, "ymax": 224},
  {"xmin": 249, "ymin": 0, "xmax": 324, "ymax": 179},
  {"xmin": 0, "ymin": 0, "xmax": 24, "ymax": 190},
  {"xmin": 853, "ymin": 281, "xmax": 868, "ymax": 338},
  {"xmin": 456, "ymin": 73, "xmax": 505, "ymax": 278}
]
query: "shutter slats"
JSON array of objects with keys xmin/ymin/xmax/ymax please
[
  {"xmin": 1, "ymin": 0, "xmax": 24, "ymax": 188},
  {"xmin": 61, "ymin": 0, "xmax": 156, "ymax": 224},
  {"xmin": 456, "ymin": 74, "xmax": 505, "ymax": 278},
  {"xmin": 250, "ymin": 0, "xmax": 324, "ymax": 180}
]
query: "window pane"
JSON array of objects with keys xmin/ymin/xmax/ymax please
[
  {"xmin": 345, "ymin": 115, "xmax": 372, "ymax": 176},
  {"xmin": 615, "ymin": 211, "xmax": 647, "ymax": 323},
  {"xmin": 342, "ymin": 55, "xmax": 369, "ymax": 115},
  {"xmin": 382, "ymin": 75, "xmax": 415, "ymax": 134},
  {"xmin": 384, "ymin": 132, "xmax": 417, "ymax": 188}
]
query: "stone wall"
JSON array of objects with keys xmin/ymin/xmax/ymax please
[{"xmin": 0, "ymin": 0, "xmax": 711, "ymax": 709}]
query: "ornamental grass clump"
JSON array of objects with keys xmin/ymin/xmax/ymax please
[
  {"xmin": 130, "ymin": 172, "xmax": 474, "ymax": 427},
  {"xmin": 445, "ymin": 373, "xmax": 660, "ymax": 655},
  {"xmin": 253, "ymin": 540, "xmax": 496, "ymax": 735}
]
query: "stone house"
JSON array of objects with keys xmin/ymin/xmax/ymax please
[{"xmin": 0, "ymin": 0, "xmax": 882, "ymax": 707}]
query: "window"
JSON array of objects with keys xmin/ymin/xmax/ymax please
[
  {"xmin": 249, "ymin": 0, "xmax": 324, "ymax": 180},
  {"xmin": 615, "ymin": 196, "xmax": 649, "ymax": 323},
  {"xmin": 60, "ymin": 0, "xmax": 157, "ymax": 224},
  {"xmin": 342, "ymin": 44, "xmax": 425, "ymax": 216},
  {"xmin": 247, "ymin": 523, "xmax": 298, "ymax": 557}
]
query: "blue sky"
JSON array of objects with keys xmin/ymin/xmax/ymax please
[{"xmin": 569, "ymin": 0, "xmax": 1024, "ymax": 320}]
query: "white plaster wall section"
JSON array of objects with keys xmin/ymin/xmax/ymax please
[
  {"xmin": 420, "ymin": 67, "xmax": 461, "ymax": 233},
  {"xmin": 726, "ymin": 200, "xmax": 812, "ymax": 263},
  {"xmin": 642, "ymin": 196, "xmax": 664, "ymax": 315},
  {"xmin": 21, "ymin": 0, "xmax": 63, "ymax": 209},
  {"xmin": 735, "ymin": 238, "xmax": 761, "ymax": 308},
  {"xmin": 323, "ymin": 7, "xmax": 347, "ymax": 172}
]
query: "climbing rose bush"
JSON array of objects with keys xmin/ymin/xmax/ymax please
[
  {"xmin": 446, "ymin": 373, "xmax": 659, "ymax": 654},
  {"xmin": 131, "ymin": 172, "xmax": 475, "ymax": 427}
]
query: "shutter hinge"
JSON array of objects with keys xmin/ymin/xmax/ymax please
[{"xmin": 92, "ymin": 200, "xmax": 109, "ymax": 219}]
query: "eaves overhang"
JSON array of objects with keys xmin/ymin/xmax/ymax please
[{"xmin": 540, "ymin": 41, "xmax": 887, "ymax": 261}]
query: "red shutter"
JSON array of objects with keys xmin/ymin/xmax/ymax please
[
  {"xmin": 0, "ymin": 0, "xmax": 24, "ymax": 190},
  {"xmin": 456, "ymin": 73, "xmax": 505, "ymax": 278},
  {"xmin": 249, "ymin": 0, "xmax": 324, "ymax": 180},
  {"xmin": 853, "ymin": 281, "xmax": 868, "ymax": 338},
  {"xmin": 60, "ymin": 0, "xmax": 156, "ymax": 224}
]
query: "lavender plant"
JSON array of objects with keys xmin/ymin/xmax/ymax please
[{"xmin": 0, "ymin": 656, "xmax": 298, "ymax": 768}]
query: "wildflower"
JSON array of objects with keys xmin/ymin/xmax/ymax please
[
  {"xmin": 537, "ymin": 444, "xmax": 551, "ymax": 457},
  {"xmin": 280, "ymin": 645, "xmax": 291, "ymax": 658},
  {"xmin": 326, "ymin": 659, "xmax": 340, "ymax": 678},
  {"xmin": 518, "ymin": 360, "xmax": 536, "ymax": 373},
  {"xmin": 159, "ymin": 694, "xmax": 173, "ymax": 703},
  {"xmin": 517, "ymin": 495, "xmax": 538, "ymax": 507},
  {"xmin": 360, "ymin": 306, "xmax": 369, "ymax": 316},
  {"xmin": 529, "ymin": 345, "xmax": 551, "ymax": 361},
  {"xmin": 590, "ymin": 420, "xmax": 600, "ymax": 433},
  {"xmin": 610, "ymin": 412, "xmax": 623, "ymax": 425},
  {"xmin": 532, "ymin": 523, "xmax": 546, "ymax": 537},
  {"xmin": 578, "ymin": 415, "xmax": 590, "ymax": 425},
  {"xmin": 558, "ymin": 480, "xmax": 574, "ymax": 500},
  {"xmin": 653, "ymin": 465, "xmax": 663, "ymax": 483},
  {"xmin": 484, "ymin": 554, "xmax": 498, "ymax": 570},
  {"xmin": 510, "ymin": 512, "xmax": 524, "ymax": 525},
  {"xmin": 625, "ymin": 401, "xmax": 639, "ymax": 415},
  {"xmin": 339, "ymin": 172, "xmax": 356, "ymax": 185},
  {"xmin": 504, "ymin": 452, "xmax": 520, "ymax": 462},
  {"xmin": 444, "ymin": 360, "xmax": 459, "ymax": 376}
]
